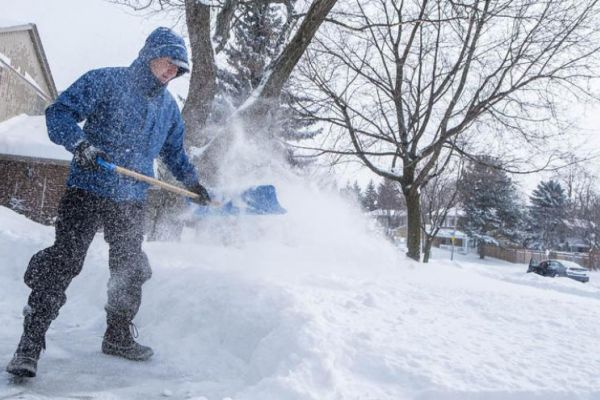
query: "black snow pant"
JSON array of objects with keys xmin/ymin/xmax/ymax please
[{"xmin": 23, "ymin": 187, "xmax": 152, "ymax": 332}]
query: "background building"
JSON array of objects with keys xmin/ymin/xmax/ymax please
[
  {"xmin": 0, "ymin": 22, "xmax": 64, "ymax": 224},
  {"xmin": 0, "ymin": 22, "xmax": 57, "ymax": 122}
]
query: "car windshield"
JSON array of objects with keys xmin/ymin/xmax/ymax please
[{"xmin": 558, "ymin": 260, "xmax": 587, "ymax": 271}]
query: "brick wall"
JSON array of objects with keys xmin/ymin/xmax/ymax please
[
  {"xmin": 0, "ymin": 154, "xmax": 69, "ymax": 225},
  {"xmin": 0, "ymin": 155, "xmax": 177, "ymax": 238}
]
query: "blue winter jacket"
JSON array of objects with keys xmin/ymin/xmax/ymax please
[{"xmin": 46, "ymin": 27, "xmax": 198, "ymax": 202}]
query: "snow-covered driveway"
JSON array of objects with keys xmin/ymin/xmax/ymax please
[{"xmin": 1, "ymin": 200, "xmax": 600, "ymax": 400}]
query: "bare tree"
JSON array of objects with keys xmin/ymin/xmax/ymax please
[
  {"xmin": 293, "ymin": 0, "xmax": 600, "ymax": 260},
  {"xmin": 554, "ymin": 155, "xmax": 597, "ymax": 213},
  {"xmin": 182, "ymin": 0, "xmax": 217, "ymax": 141},
  {"xmin": 553, "ymin": 160, "xmax": 600, "ymax": 250},
  {"xmin": 199, "ymin": 0, "xmax": 338, "ymax": 184},
  {"xmin": 111, "ymin": 0, "xmax": 337, "ymax": 169},
  {"xmin": 111, "ymin": 0, "xmax": 338, "ymax": 239},
  {"xmin": 420, "ymin": 157, "xmax": 462, "ymax": 263}
]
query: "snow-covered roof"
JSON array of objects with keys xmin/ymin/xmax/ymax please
[
  {"xmin": 367, "ymin": 209, "xmax": 407, "ymax": 217},
  {"xmin": 0, "ymin": 114, "xmax": 71, "ymax": 161},
  {"xmin": 440, "ymin": 207, "xmax": 465, "ymax": 217},
  {"xmin": 434, "ymin": 228, "xmax": 469, "ymax": 239}
]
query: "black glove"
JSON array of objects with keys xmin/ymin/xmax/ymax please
[
  {"xmin": 74, "ymin": 140, "xmax": 111, "ymax": 171},
  {"xmin": 187, "ymin": 182, "xmax": 211, "ymax": 206}
]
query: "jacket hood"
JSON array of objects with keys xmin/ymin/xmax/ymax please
[
  {"xmin": 129, "ymin": 27, "xmax": 190, "ymax": 97},
  {"xmin": 137, "ymin": 27, "xmax": 190, "ymax": 75}
]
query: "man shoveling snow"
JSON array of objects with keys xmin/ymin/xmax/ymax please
[{"xmin": 6, "ymin": 27, "xmax": 211, "ymax": 378}]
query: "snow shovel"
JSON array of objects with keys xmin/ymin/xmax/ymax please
[{"xmin": 97, "ymin": 159, "xmax": 286, "ymax": 215}]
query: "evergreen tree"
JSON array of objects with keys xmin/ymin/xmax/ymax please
[
  {"xmin": 352, "ymin": 181, "xmax": 363, "ymax": 204},
  {"xmin": 219, "ymin": 4, "xmax": 282, "ymax": 104},
  {"xmin": 377, "ymin": 178, "xmax": 404, "ymax": 210},
  {"xmin": 458, "ymin": 157, "xmax": 523, "ymax": 258},
  {"xmin": 362, "ymin": 180, "xmax": 378, "ymax": 211},
  {"xmin": 217, "ymin": 2, "xmax": 320, "ymax": 165},
  {"xmin": 341, "ymin": 180, "xmax": 363, "ymax": 206},
  {"xmin": 528, "ymin": 180, "xmax": 568, "ymax": 249}
]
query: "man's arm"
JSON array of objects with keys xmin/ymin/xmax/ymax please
[{"xmin": 46, "ymin": 70, "xmax": 106, "ymax": 153}]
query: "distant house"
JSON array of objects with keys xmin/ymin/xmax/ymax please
[
  {"xmin": 0, "ymin": 22, "xmax": 58, "ymax": 122},
  {"xmin": 563, "ymin": 219, "xmax": 592, "ymax": 253},
  {"xmin": 427, "ymin": 207, "xmax": 476, "ymax": 253},
  {"xmin": 366, "ymin": 208, "xmax": 408, "ymax": 240},
  {"xmin": 0, "ymin": 23, "xmax": 65, "ymax": 224},
  {"xmin": 439, "ymin": 207, "xmax": 464, "ymax": 230},
  {"xmin": 367, "ymin": 209, "xmax": 407, "ymax": 229},
  {"xmin": 430, "ymin": 228, "xmax": 473, "ymax": 253}
]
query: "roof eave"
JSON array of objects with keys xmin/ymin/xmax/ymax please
[
  {"xmin": 0, "ymin": 23, "xmax": 35, "ymax": 34},
  {"xmin": 28, "ymin": 23, "xmax": 58, "ymax": 99},
  {"xmin": 0, "ymin": 22, "xmax": 58, "ymax": 100}
]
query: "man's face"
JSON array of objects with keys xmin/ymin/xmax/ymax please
[{"xmin": 150, "ymin": 57, "xmax": 179, "ymax": 84}]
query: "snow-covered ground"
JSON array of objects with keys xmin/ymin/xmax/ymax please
[{"xmin": 1, "ymin": 192, "xmax": 600, "ymax": 399}]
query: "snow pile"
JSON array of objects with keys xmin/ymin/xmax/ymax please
[
  {"xmin": 1, "ymin": 108, "xmax": 600, "ymax": 399},
  {"xmin": 2, "ymin": 191, "xmax": 600, "ymax": 399},
  {"xmin": 0, "ymin": 115, "xmax": 71, "ymax": 161}
]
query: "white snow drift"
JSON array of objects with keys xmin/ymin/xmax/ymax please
[{"xmin": 1, "ymin": 183, "xmax": 600, "ymax": 399}]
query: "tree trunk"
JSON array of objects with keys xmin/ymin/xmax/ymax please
[
  {"xmin": 423, "ymin": 236, "xmax": 433, "ymax": 263},
  {"xmin": 146, "ymin": 191, "xmax": 186, "ymax": 241},
  {"xmin": 147, "ymin": 0, "xmax": 216, "ymax": 243},
  {"xmin": 259, "ymin": 0, "xmax": 337, "ymax": 99},
  {"xmin": 182, "ymin": 0, "xmax": 216, "ymax": 148},
  {"xmin": 242, "ymin": 0, "xmax": 338, "ymax": 117},
  {"xmin": 405, "ymin": 189, "xmax": 421, "ymax": 261},
  {"xmin": 147, "ymin": 0, "xmax": 337, "ymax": 241},
  {"xmin": 214, "ymin": 0, "xmax": 240, "ymax": 53},
  {"xmin": 478, "ymin": 241, "xmax": 486, "ymax": 259},
  {"xmin": 200, "ymin": 0, "xmax": 339, "ymax": 185}
]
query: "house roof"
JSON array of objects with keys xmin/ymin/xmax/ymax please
[
  {"xmin": 0, "ymin": 22, "xmax": 58, "ymax": 100},
  {"xmin": 432, "ymin": 228, "xmax": 469, "ymax": 240},
  {"xmin": 367, "ymin": 209, "xmax": 407, "ymax": 217},
  {"xmin": 439, "ymin": 207, "xmax": 465, "ymax": 217},
  {"xmin": 0, "ymin": 114, "xmax": 71, "ymax": 161}
]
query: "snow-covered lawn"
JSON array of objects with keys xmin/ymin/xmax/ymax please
[{"xmin": 1, "ymin": 196, "xmax": 600, "ymax": 399}]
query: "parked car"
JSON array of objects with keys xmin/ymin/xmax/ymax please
[{"xmin": 527, "ymin": 259, "xmax": 590, "ymax": 283}]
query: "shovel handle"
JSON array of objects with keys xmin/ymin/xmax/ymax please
[{"xmin": 97, "ymin": 159, "xmax": 201, "ymax": 200}]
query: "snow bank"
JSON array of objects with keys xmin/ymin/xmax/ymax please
[
  {"xmin": 0, "ymin": 114, "xmax": 71, "ymax": 161},
  {"xmin": 2, "ymin": 115, "xmax": 600, "ymax": 399},
  {"xmin": 2, "ymin": 197, "xmax": 600, "ymax": 399}
]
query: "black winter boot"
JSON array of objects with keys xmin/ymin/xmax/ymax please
[
  {"xmin": 6, "ymin": 311, "xmax": 49, "ymax": 378},
  {"xmin": 102, "ymin": 313, "xmax": 153, "ymax": 361}
]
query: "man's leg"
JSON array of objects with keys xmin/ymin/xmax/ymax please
[
  {"xmin": 102, "ymin": 200, "xmax": 153, "ymax": 361},
  {"xmin": 6, "ymin": 188, "xmax": 101, "ymax": 377}
]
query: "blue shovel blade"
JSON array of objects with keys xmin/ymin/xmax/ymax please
[
  {"xmin": 193, "ymin": 185, "xmax": 286, "ymax": 217},
  {"xmin": 241, "ymin": 185, "xmax": 286, "ymax": 215}
]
